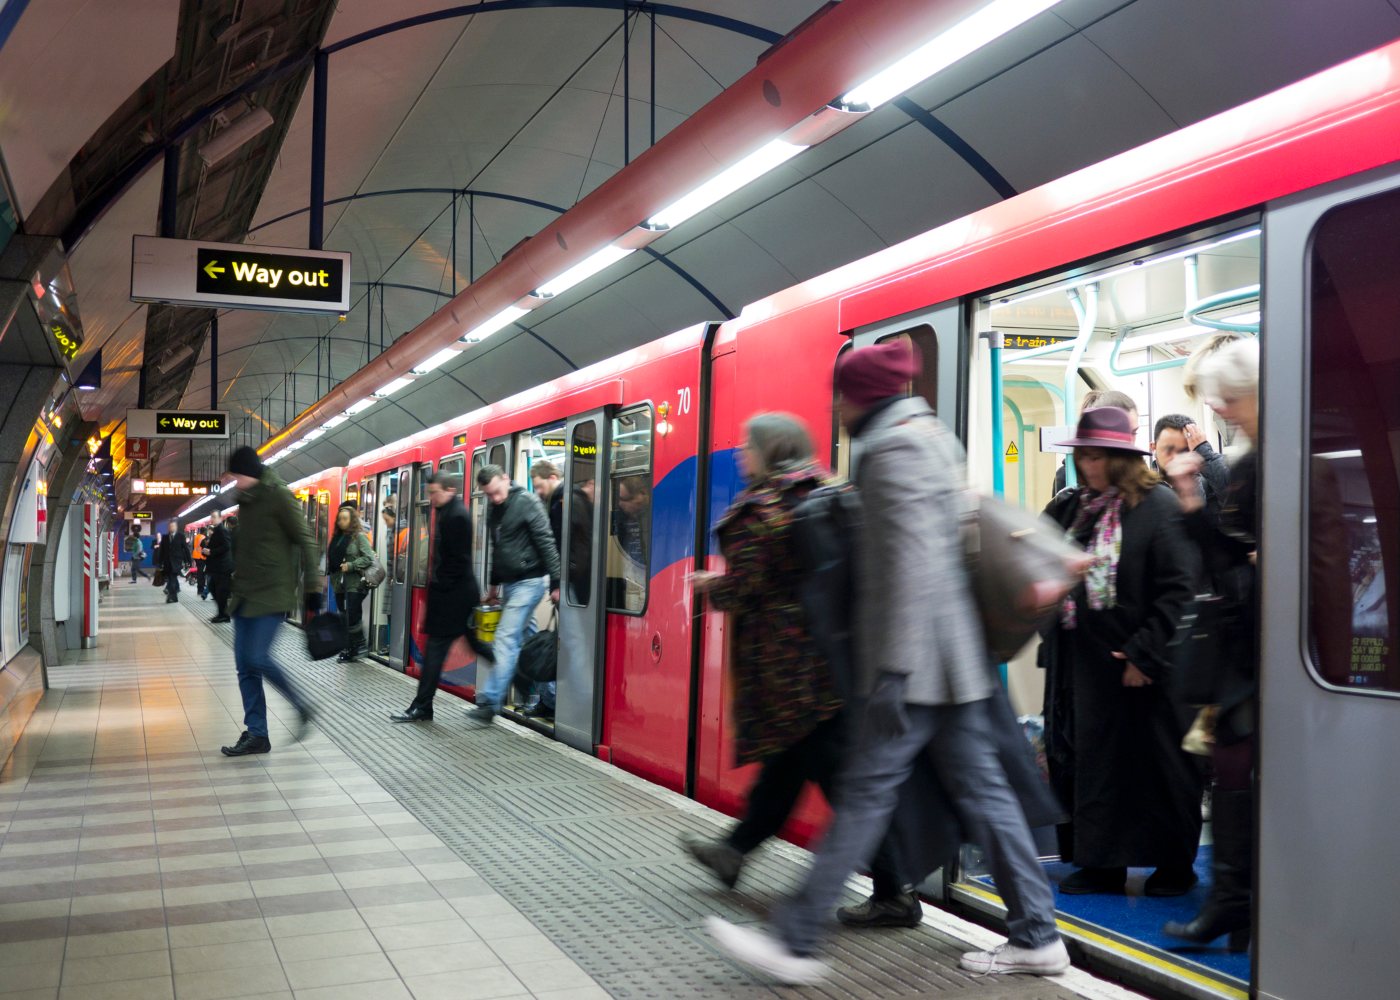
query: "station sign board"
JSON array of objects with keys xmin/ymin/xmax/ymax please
[
  {"xmin": 130, "ymin": 480, "xmax": 221, "ymax": 498},
  {"xmin": 127, "ymin": 511, "xmax": 153, "ymax": 520},
  {"xmin": 131, "ymin": 235, "xmax": 352, "ymax": 314},
  {"xmin": 127, "ymin": 409, "xmax": 229, "ymax": 440},
  {"xmin": 125, "ymin": 438, "xmax": 149, "ymax": 461}
]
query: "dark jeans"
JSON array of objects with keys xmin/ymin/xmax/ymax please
[
  {"xmin": 164, "ymin": 568, "xmax": 181, "ymax": 599},
  {"xmin": 410, "ymin": 634, "xmax": 456, "ymax": 713},
  {"xmin": 730, "ymin": 714, "xmax": 903, "ymax": 900},
  {"xmin": 336, "ymin": 590, "xmax": 366, "ymax": 651},
  {"xmin": 194, "ymin": 560, "xmax": 207, "ymax": 596},
  {"xmin": 233, "ymin": 613, "xmax": 307, "ymax": 738},
  {"xmin": 209, "ymin": 574, "xmax": 231, "ymax": 617},
  {"xmin": 129, "ymin": 559, "xmax": 148, "ymax": 581}
]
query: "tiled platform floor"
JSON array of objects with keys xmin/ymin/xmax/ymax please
[{"xmin": 0, "ymin": 578, "xmax": 1143, "ymax": 1000}]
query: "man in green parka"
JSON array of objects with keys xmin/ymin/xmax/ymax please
[{"xmin": 220, "ymin": 446, "xmax": 321, "ymax": 757}]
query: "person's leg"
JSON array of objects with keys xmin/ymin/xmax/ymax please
[
  {"xmin": 729, "ymin": 743, "xmax": 816, "ymax": 854},
  {"xmin": 930, "ymin": 701, "xmax": 1059, "ymax": 950},
  {"xmin": 345, "ymin": 590, "xmax": 366, "ymax": 652},
  {"xmin": 233, "ymin": 614, "xmax": 269, "ymax": 738},
  {"xmin": 409, "ymin": 634, "xmax": 453, "ymax": 713},
  {"xmin": 211, "ymin": 576, "xmax": 229, "ymax": 617},
  {"xmin": 248, "ymin": 615, "xmax": 309, "ymax": 726},
  {"xmin": 479, "ymin": 577, "xmax": 546, "ymax": 710},
  {"xmin": 769, "ymin": 708, "xmax": 939, "ymax": 956}
]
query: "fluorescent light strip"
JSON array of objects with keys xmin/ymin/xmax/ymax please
[
  {"xmin": 345, "ymin": 398, "xmax": 378, "ymax": 415},
  {"xmin": 413, "ymin": 347, "xmax": 461, "ymax": 374},
  {"xmin": 304, "ymin": 428, "xmax": 328, "ymax": 441},
  {"xmin": 998, "ymin": 229, "xmax": 1262, "ymax": 306},
  {"xmin": 647, "ymin": 139, "xmax": 807, "ymax": 230},
  {"xmin": 536, "ymin": 246, "xmax": 636, "ymax": 298},
  {"xmin": 373, "ymin": 376, "xmax": 415, "ymax": 397},
  {"xmin": 462, "ymin": 305, "xmax": 528, "ymax": 344},
  {"xmin": 1315, "ymin": 449, "xmax": 1362, "ymax": 461},
  {"xmin": 323, "ymin": 414, "xmax": 349, "ymax": 429},
  {"xmin": 842, "ymin": 0, "xmax": 1065, "ymax": 111}
]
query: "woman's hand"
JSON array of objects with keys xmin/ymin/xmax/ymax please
[
  {"xmin": 340, "ymin": 562, "xmax": 349, "ymax": 572},
  {"xmin": 1112, "ymin": 651, "xmax": 1154, "ymax": 687},
  {"xmin": 688, "ymin": 570, "xmax": 723, "ymax": 594}
]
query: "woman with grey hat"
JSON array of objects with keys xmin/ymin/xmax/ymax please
[
  {"xmin": 328, "ymin": 501, "xmax": 374, "ymax": 662},
  {"xmin": 1040, "ymin": 406, "xmax": 1203, "ymax": 896}
]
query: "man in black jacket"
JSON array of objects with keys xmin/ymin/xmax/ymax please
[
  {"xmin": 471, "ymin": 464, "xmax": 560, "ymax": 722},
  {"xmin": 205, "ymin": 512, "xmax": 234, "ymax": 622},
  {"xmin": 392, "ymin": 471, "xmax": 483, "ymax": 723},
  {"xmin": 157, "ymin": 520, "xmax": 192, "ymax": 603},
  {"xmin": 1150, "ymin": 414, "xmax": 1229, "ymax": 524}
]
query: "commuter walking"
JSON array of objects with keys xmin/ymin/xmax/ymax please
[
  {"xmin": 328, "ymin": 502, "xmax": 374, "ymax": 662},
  {"xmin": 1053, "ymin": 389, "xmax": 1140, "ymax": 497},
  {"xmin": 708, "ymin": 340, "xmax": 1068, "ymax": 983},
  {"xmin": 392, "ymin": 471, "xmax": 484, "ymax": 722},
  {"xmin": 684, "ymin": 413, "xmax": 913, "ymax": 915},
  {"xmin": 191, "ymin": 526, "xmax": 208, "ymax": 599},
  {"xmin": 1162, "ymin": 338, "xmax": 1261, "ymax": 949},
  {"xmin": 157, "ymin": 520, "xmax": 191, "ymax": 603},
  {"xmin": 220, "ymin": 446, "xmax": 319, "ymax": 757},
  {"xmin": 205, "ymin": 512, "xmax": 233, "ymax": 623},
  {"xmin": 1040, "ymin": 406, "xmax": 1202, "ymax": 896},
  {"xmin": 471, "ymin": 464, "xmax": 559, "ymax": 722},
  {"xmin": 125, "ymin": 530, "xmax": 148, "ymax": 582}
]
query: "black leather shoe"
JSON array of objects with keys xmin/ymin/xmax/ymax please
[
  {"xmin": 390, "ymin": 707, "xmax": 432, "ymax": 723},
  {"xmin": 1059, "ymin": 867, "xmax": 1127, "ymax": 895},
  {"xmin": 467, "ymin": 705, "xmax": 496, "ymax": 724},
  {"xmin": 221, "ymin": 732, "xmax": 271, "ymax": 756},
  {"xmin": 1145, "ymin": 866, "xmax": 1198, "ymax": 897},
  {"xmin": 837, "ymin": 890, "xmax": 924, "ymax": 928},
  {"xmin": 210, "ymin": 615, "xmax": 230, "ymax": 623}
]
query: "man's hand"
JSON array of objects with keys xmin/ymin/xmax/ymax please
[
  {"xmin": 865, "ymin": 673, "xmax": 911, "ymax": 740},
  {"xmin": 1113, "ymin": 651, "xmax": 1153, "ymax": 687},
  {"xmin": 485, "ymin": 586, "xmax": 499, "ymax": 605},
  {"xmin": 1183, "ymin": 421, "xmax": 1208, "ymax": 450},
  {"xmin": 550, "ymin": 588, "xmax": 560, "ymax": 604}
]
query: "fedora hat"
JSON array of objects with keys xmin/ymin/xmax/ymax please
[{"xmin": 1055, "ymin": 406, "xmax": 1148, "ymax": 454}]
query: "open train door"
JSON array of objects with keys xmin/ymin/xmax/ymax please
[
  {"xmin": 1256, "ymin": 166, "xmax": 1400, "ymax": 999},
  {"xmin": 555, "ymin": 410, "xmax": 609, "ymax": 753}
]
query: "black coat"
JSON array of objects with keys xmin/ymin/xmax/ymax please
[
  {"xmin": 424, "ymin": 494, "xmax": 480, "ymax": 637},
  {"xmin": 158, "ymin": 533, "xmax": 191, "ymax": 574},
  {"xmin": 487, "ymin": 486, "xmax": 560, "ymax": 588},
  {"xmin": 205, "ymin": 525, "xmax": 233, "ymax": 576},
  {"xmin": 1041, "ymin": 484, "xmax": 1203, "ymax": 869}
]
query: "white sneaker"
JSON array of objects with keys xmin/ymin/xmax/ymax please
[
  {"xmin": 704, "ymin": 916, "xmax": 827, "ymax": 985},
  {"xmin": 960, "ymin": 938, "xmax": 1070, "ymax": 976}
]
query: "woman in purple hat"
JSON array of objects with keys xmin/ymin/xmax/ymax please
[{"xmin": 1039, "ymin": 406, "xmax": 1203, "ymax": 897}]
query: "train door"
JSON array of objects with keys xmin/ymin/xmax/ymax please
[
  {"xmin": 556, "ymin": 411, "xmax": 608, "ymax": 752},
  {"xmin": 1255, "ymin": 169, "xmax": 1400, "ymax": 999},
  {"xmin": 959, "ymin": 224, "xmax": 1261, "ymax": 998},
  {"xmin": 386, "ymin": 463, "xmax": 413, "ymax": 670},
  {"xmin": 470, "ymin": 448, "xmax": 488, "ymax": 594},
  {"xmin": 367, "ymin": 471, "xmax": 400, "ymax": 666}
]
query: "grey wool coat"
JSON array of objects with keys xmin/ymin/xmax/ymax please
[{"xmin": 851, "ymin": 396, "xmax": 994, "ymax": 706}]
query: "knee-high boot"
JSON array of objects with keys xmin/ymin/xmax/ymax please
[{"xmin": 1164, "ymin": 788, "xmax": 1252, "ymax": 951}]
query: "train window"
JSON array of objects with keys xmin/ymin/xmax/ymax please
[
  {"xmin": 830, "ymin": 325, "xmax": 935, "ymax": 480},
  {"xmin": 394, "ymin": 471, "xmax": 410, "ymax": 585},
  {"xmin": 488, "ymin": 444, "xmax": 506, "ymax": 473},
  {"xmin": 566, "ymin": 423, "xmax": 597, "ymax": 607},
  {"xmin": 606, "ymin": 406, "xmax": 652, "ymax": 614},
  {"xmin": 1307, "ymin": 191, "xmax": 1400, "ymax": 694},
  {"xmin": 470, "ymin": 449, "xmax": 488, "ymax": 587}
]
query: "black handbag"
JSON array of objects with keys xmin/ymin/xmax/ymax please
[
  {"xmin": 1173, "ymin": 594, "xmax": 1230, "ymax": 705},
  {"xmin": 516, "ymin": 610, "xmax": 558, "ymax": 684},
  {"xmin": 152, "ymin": 569, "xmax": 165, "ymax": 588},
  {"xmin": 305, "ymin": 612, "xmax": 348, "ymax": 661}
]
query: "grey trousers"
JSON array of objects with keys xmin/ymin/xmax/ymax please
[{"xmin": 772, "ymin": 698, "xmax": 1060, "ymax": 955}]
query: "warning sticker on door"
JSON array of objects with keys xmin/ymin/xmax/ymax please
[{"xmin": 1005, "ymin": 442, "xmax": 1020, "ymax": 463}]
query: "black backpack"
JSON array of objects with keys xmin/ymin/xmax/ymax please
[
  {"xmin": 516, "ymin": 609, "xmax": 559, "ymax": 684},
  {"xmin": 789, "ymin": 483, "xmax": 861, "ymax": 699}
]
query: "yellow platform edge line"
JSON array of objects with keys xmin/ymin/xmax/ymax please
[{"xmin": 953, "ymin": 882, "xmax": 1249, "ymax": 1000}]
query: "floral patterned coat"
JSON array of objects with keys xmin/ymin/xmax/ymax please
[{"xmin": 707, "ymin": 462, "xmax": 842, "ymax": 766}]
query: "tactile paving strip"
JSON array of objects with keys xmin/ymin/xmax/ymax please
[{"xmin": 197, "ymin": 608, "xmax": 1082, "ymax": 998}]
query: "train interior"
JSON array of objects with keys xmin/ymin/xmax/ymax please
[{"xmin": 950, "ymin": 223, "xmax": 1263, "ymax": 996}]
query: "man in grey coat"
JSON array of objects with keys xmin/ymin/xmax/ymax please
[{"xmin": 708, "ymin": 339, "xmax": 1067, "ymax": 984}]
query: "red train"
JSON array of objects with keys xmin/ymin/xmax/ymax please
[{"xmin": 196, "ymin": 41, "xmax": 1400, "ymax": 999}]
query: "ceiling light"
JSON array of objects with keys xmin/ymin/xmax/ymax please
[
  {"xmin": 413, "ymin": 348, "xmax": 461, "ymax": 374},
  {"xmin": 373, "ymin": 376, "xmax": 415, "ymax": 397},
  {"xmin": 323, "ymin": 414, "xmax": 349, "ymax": 429},
  {"xmin": 285, "ymin": 440, "xmax": 306, "ymax": 451},
  {"xmin": 647, "ymin": 139, "xmax": 807, "ymax": 230},
  {"xmin": 304, "ymin": 428, "xmax": 327, "ymax": 441},
  {"xmin": 841, "ymin": 0, "xmax": 1065, "ymax": 112},
  {"xmin": 345, "ymin": 398, "xmax": 378, "ymax": 415},
  {"xmin": 535, "ymin": 246, "xmax": 636, "ymax": 298},
  {"xmin": 462, "ymin": 305, "xmax": 528, "ymax": 344},
  {"xmin": 198, "ymin": 107, "xmax": 274, "ymax": 168}
]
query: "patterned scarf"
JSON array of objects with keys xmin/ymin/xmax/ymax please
[{"xmin": 1061, "ymin": 488, "xmax": 1123, "ymax": 629}]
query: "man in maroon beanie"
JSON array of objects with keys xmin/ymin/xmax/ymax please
[{"xmin": 708, "ymin": 338, "xmax": 1066, "ymax": 983}]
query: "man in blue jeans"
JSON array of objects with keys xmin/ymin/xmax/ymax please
[
  {"xmin": 471, "ymin": 464, "xmax": 559, "ymax": 723},
  {"xmin": 220, "ymin": 446, "xmax": 320, "ymax": 757}
]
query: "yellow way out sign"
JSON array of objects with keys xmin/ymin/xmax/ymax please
[{"xmin": 131, "ymin": 236, "xmax": 351, "ymax": 314}]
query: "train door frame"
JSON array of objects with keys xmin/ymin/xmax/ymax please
[
  {"xmin": 555, "ymin": 409, "xmax": 609, "ymax": 753},
  {"xmin": 386, "ymin": 463, "xmax": 413, "ymax": 670},
  {"xmin": 479, "ymin": 434, "xmax": 514, "ymax": 594},
  {"xmin": 1256, "ymin": 163, "xmax": 1400, "ymax": 1000},
  {"xmin": 469, "ymin": 448, "xmax": 488, "ymax": 595}
]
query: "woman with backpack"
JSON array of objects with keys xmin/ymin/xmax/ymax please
[
  {"xmin": 328, "ymin": 501, "xmax": 375, "ymax": 662},
  {"xmin": 682, "ymin": 413, "xmax": 911, "ymax": 916}
]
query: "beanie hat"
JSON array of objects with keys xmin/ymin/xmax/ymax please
[
  {"xmin": 228, "ymin": 445, "xmax": 264, "ymax": 480},
  {"xmin": 834, "ymin": 338, "xmax": 921, "ymax": 409}
]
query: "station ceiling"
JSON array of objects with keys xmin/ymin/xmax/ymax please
[{"xmin": 3, "ymin": 0, "xmax": 1399, "ymax": 491}]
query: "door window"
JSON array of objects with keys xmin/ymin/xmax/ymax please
[
  {"xmin": 607, "ymin": 406, "xmax": 652, "ymax": 614},
  {"xmin": 470, "ymin": 449, "xmax": 488, "ymax": 587},
  {"xmin": 566, "ymin": 423, "xmax": 598, "ymax": 607},
  {"xmin": 1307, "ymin": 190, "xmax": 1400, "ymax": 693},
  {"xmin": 413, "ymin": 462, "xmax": 436, "ymax": 588},
  {"xmin": 394, "ymin": 470, "xmax": 410, "ymax": 585}
]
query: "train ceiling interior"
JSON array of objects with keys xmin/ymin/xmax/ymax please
[{"xmin": 5, "ymin": 0, "xmax": 1400, "ymax": 506}]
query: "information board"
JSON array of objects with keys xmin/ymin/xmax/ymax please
[{"xmin": 131, "ymin": 235, "xmax": 351, "ymax": 314}]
